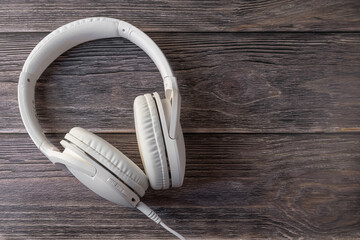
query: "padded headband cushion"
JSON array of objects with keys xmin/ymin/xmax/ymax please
[
  {"xmin": 66, "ymin": 127, "xmax": 149, "ymax": 195},
  {"xmin": 134, "ymin": 94, "xmax": 169, "ymax": 190}
]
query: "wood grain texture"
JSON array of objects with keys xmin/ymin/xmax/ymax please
[
  {"xmin": 1, "ymin": 33, "xmax": 360, "ymax": 133},
  {"xmin": 0, "ymin": 0, "xmax": 360, "ymax": 32},
  {"xmin": 0, "ymin": 133, "xmax": 359, "ymax": 239},
  {"xmin": 1, "ymin": 1, "xmax": 360, "ymax": 239}
]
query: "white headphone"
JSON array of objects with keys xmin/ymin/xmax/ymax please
[{"xmin": 18, "ymin": 17, "xmax": 186, "ymax": 239}]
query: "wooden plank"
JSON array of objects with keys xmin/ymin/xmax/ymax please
[
  {"xmin": 1, "ymin": 33, "xmax": 360, "ymax": 133},
  {"xmin": 0, "ymin": 0, "xmax": 360, "ymax": 32},
  {"xmin": 0, "ymin": 133, "xmax": 359, "ymax": 239}
]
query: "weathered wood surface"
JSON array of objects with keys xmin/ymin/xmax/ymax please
[
  {"xmin": 1, "ymin": 1, "xmax": 360, "ymax": 239},
  {"xmin": 1, "ymin": 0, "xmax": 360, "ymax": 32},
  {"xmin": 1, "ymin": 33, "xmax": 360, "ymax": 133},
  {"xmin": 0, "ymin": 133, "xmax": 359, "ymax": 239}
]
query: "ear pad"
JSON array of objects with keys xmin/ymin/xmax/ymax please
[
  {"xmin": 134, "ymin": 94, "xmax": 169, "ymax": 190},
  {"xmin": 65, "ymin": 127, "xmax": 149, "ymax": 196}
]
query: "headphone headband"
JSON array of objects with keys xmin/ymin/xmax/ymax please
[
  {"xmin": 22, "ymin": 17, "xmax": 175, "ymax": 81},
  {"xmin": 18, "ymin": 17, "xmax": 179, "ymax": 156}
]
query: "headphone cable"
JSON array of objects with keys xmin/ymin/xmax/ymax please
[{"xmin": 137, "ymin": 201, "xmax": 186, "ymax": 240}]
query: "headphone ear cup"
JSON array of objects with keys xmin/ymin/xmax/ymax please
[
  {"xmin": 60, "ymin": 140, "xmax": 141, "ymax": 207},
  {"xmin": 64, "ymin": 127, "xmax": 149, "ymax": 196},
  {"xmin": 134, "ymin": 94, "xmax": 170, "ymax": 190}
]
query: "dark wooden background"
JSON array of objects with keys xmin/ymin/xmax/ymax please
[{"xmin": 1, "ymin": 1, "xmax": 359, "ymax": 239}]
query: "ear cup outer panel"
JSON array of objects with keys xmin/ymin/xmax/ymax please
[
  {"xmin": 64, "ymin": 127, "xmax": 148, "ymax": 196},
  {"xmin": 60, "ymin": 140, "xmax": 140, "ymax": 207}
]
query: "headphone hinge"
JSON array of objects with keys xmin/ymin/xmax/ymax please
[{"xmin": 164, "ymin": 76, "xmax": 177, "ymax": 100}]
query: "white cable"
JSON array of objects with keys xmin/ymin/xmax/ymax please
[
  {"xmin": 137, "ymin": 201, "xmax": 186, "ymax": 240},
  {"xmin": 160, "ymin": 221, "xmax": 186, "ymax": 240}
]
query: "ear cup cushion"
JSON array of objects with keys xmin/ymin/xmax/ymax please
[
  {"xmin": 134, "ymin": 94, "xmax": 169, "ymax": 190},
  {"xmin": 66, "ymin": 127, "xmax": 149, "ymax": 195}
]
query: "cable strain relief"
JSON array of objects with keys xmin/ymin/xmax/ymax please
[{"xmin": 137, "ymin": 201, "xmax": 161, "ymax": 224}]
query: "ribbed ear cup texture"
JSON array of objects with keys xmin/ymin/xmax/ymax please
[
  {"xmin": 67, "ymin": 127, "xmax": 149, "ymax": 195},
  {"xmin": 134, "ymin": 94, "xmax": 169, "ymax": 190}
]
